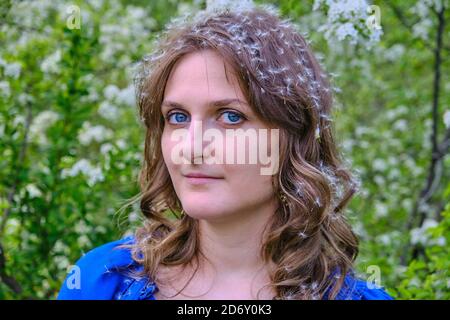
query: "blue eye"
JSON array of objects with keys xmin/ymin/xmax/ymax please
[
  {"xmin": 221, "ymin": 111, "xmax": 244, "ymax": 124},
  {"xmin": 166, "ymin": 112, "xmax": 188, "ymax": 124},
  {"xmin": 164, "ymin": 110, "xmax": 245, "ymax": 125}
]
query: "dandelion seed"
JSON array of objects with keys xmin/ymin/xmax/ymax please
[
  {"xmin": 285, "ymin": 76, "xmax": 293, "ymax": 86},
  {"xmin": 285, "ymin": 85, "xmax": 292, "ymax": 96},
  {"xmin": 298, "ymin": 231, "xmax": 308, "ymax": 239},
  {"xmin": 104, "ymin": 265, "xmax": 111, "ymax": 274},
  {"xmin": 297, "ymin": 74, "xmax": 306, "ymax": 83},
  {"xmin": 248, "ymin": 43, "xmax": 261, "ymax": 52},
  {"xmin": 254, "ymin": 57, "xmax": 265, "ymax": 63},
  {"xmin": 257, "ymin": 69, "xmax": 268, "ymax": 80},
  {"xmin": 330, "ymin": 213, "xmax": 340, "ymax": 221},
  {"xmin": 284, "ymin": 266, "xmax": 293, "ymax": 272},
  {"xmin": 299, "ymin": 284, "xmax": 308, "ymax": 291},
  {"xmin": 267, "ymin": 66, "xmax": 277, "ymax": 76},
  {"xmin": 280, "ymin": 21, "xmax": 291, "ymax": 30},
  {"xmin": 315, "ymin": 126, "xmax": 320, "ymax": 140},
  {"xmin": 295, "ymin": 188, "xmax": 304, "ymax": 198},
  {"xmin": 314, "ymin": 196, "xmax": 321, "ymax": 207},
  {"xmin": 332, "ymin": 86, "xmax": 342, "ymax": 93},
  {"xmin": 311, "ymin": 293, "xmax": 320, "ymax": 300}
]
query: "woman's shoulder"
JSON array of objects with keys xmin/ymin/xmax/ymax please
[
  {"xmin": 333, "ymin": 272, "xmax": 395, "ymax": 300},
  {"xmin": 57, "ymin": 235, "xmax": 156, "ymax": 300}
]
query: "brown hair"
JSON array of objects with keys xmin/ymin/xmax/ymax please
[{"xmin": 120, "ymin": 4, "xmax": 360, "ymax": 300}]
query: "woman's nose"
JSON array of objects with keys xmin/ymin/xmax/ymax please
[{"xmin": 182, "ymin": 119, "xmax": 207, "ymax": 165}]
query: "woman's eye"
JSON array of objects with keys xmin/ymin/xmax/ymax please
[
  {"xmin": 166, "ymin": 112, "xmax": 188, "ymax": 124},
  {"xmin": 164, "ymin": 110, "xmax": 245, "ymax": 125},
  {"xmin": 220, "ymin": 111, "xmax": 244, "ymax": 124}
]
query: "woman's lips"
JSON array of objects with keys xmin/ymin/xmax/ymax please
[{"xmin": 184, "ymin": 176, "xmax": 223, "ymax": 185}]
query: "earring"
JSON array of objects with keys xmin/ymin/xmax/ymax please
[
  {"xmin": 279, "ymin": 191, "xmax": 288, "ymax": 206},
  {"xmin": 180, "ymin": 209, "xmax": 186, "ymax": 218}
]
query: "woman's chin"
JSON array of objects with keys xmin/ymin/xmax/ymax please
[{"xmin": 182, "ymin": 205, "xmax": 230, "ymax": 221}]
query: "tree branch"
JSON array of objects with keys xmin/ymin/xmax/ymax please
[
  {"xmin": 0, "ymin": 243, "xmax": 23, "ymax": 294},
  {"xmin": 382, "ymin": 0, "xmax": 443, "ymax": 52},
  {"xmin": 400, "ymin": 6, "xmax": 447, "ymax": 266},
  {"xmin": 382, "ymin": 1, "xmax": 420, "ymax": 30}
]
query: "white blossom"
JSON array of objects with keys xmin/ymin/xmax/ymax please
[
  {"xmin": 335, "ymin": 22, "xmax": 358, "ymax": 43},
  {"xmin": 98, "ymin": 101, "xmax": 119, "ymax": 121},
  {"xmin": 412, "ymin": 19, "xmax": 433, "ymax": 40},
  {"xmin": 384, "ymin": 44, "xmax": 405, "ymax": 61},
  {"xmin": 127, "ymin": 6, "xmax": 147, "ymax": 20},
  {"xmin": 373, "ymin": 175, "xmax": 385, "ymax": 186},
  {"xmin": 372, "ymin": 158, "xmax": 387, "ymax": 171},
  {"xmin": 18, "ymin": 93, "xmax": 33, "ymax": 105},
  {"xmin": 100, "ymin": 143, "xmax": 114, "ymax": 155},
  {"xmin": 29, "ymin": 110, "xmax": 60, "ymax": 145},
  {"xmin": 77, "ymin": 235, "xmax": 92, "ymax": 247},
  {"xmin": 40, "ymin": 49, "xmax": 62, "ymax": 74},
  {"xmin": 116, "ymin": 139, "xmax": 127, "ymax": 150},
  {"xmin": 4, "ymin": 62, "xmax": 22, "ymax": 79},
  {"xmin": 74, "ymin": 220, "xmax": 91, "ymax": 234},
  {"xmin": 0, "ymin": 81, "xmax": 11, "ymax": 97},
  {"xmin": 25, "ymin": 184, "xmax": 43, "ymax": 198},
  {"xmin": 313, "ymin": 0, "xmax": 383, "ymax": 48},
  {"xmin": 103, "ymin": 84, "xmax": 135, "ymax": 107},
  {"xmin": 54, "ymin": 255, "xmax": 71, "ymax": 271},
  {"xmin": 410, "ymin": 219, "xmax": 446, "ymax": 246},
  {"xmin": 393, "ymin": 119, "xmax": 408, "ymax": 131},
  {"xmin": 98, "ymin": 2, "xmax": 155, "ymax": 61},
  {"xmin": 61, "ymin": 159, "xmax": 105, "ymax": 186},
  {"xmin": 52, "ymin": 240, "xmax": 70, "ymax": 255},
  {"xmin": 374, "ymin": 202, "xmax": 388, "ymax": 218},
  {"xmin": 116, "ymin": 84, "xmax": 136, "ymax": 106},
  {"xmin": 385, "ymin": 105, "xmax": 408, "ymax": 120},
  {"xmin": 87, "ymin": 0, "xmax": 104, "ymax": 10},
  {"xmin": 103, "ymin": 84, "xmax": 120, "ymax": 100},
  {"xmin": 444, "ymin": 110, "xmax": 450, "ymax": 129},
  {"xmin": 377, "ymin": 233, "xmax": 392, "ymax": 245}
]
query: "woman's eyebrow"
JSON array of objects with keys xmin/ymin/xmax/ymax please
[{"xmin": 161, "ymin": 98, "xmax": 249, "ymax": 110}]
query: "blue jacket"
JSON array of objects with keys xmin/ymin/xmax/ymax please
[{"xmin": 57, "ymin": 236, "xmax": 394, "ymax": 300}]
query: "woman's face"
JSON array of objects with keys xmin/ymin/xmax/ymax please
[{"xmin": 161, "ymin": 49, "xmax": 279, "ymax": 222}]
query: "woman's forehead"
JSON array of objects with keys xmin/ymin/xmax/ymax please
[
  {"xmin": 164, "ymin": 50, "xmax": 245, "ymax": 100},
  {"xmin": 168, "ymin": 50, "xmax": 238, "ymax": 84}
]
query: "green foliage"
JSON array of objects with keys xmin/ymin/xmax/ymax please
[{"xmin": 397, "ymin": 185, "xmax": 450, "ymax": 299}]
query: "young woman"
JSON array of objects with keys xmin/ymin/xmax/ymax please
[{"xmin": 58, "ymin": 4, "xmax": 393, "ymax": 300}]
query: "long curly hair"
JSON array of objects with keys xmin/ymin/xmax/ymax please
[{"xmin": 120, "ymin": 4, "xmax": 360, "ymax": 300}]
